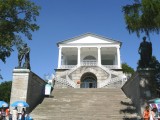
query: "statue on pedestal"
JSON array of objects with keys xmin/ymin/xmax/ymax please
[
  {"xmin": 138, "ymin": 36, "xmax": 152, "ymax": 68},
  {"xmin": 17, "ymin": 43, "xmax": 31, "ymax": 69}
]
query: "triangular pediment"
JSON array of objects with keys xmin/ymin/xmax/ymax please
[{"xmin": 57, "ymin": 33, "xmax": 121, "ymax": 45}]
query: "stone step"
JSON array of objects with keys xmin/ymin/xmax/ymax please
[{"xmin": 30, "ymin": 88, "xmax": 138, "ymax": 120}]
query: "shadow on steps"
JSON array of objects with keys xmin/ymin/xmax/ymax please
[{"xmin": 120, "ymin": 101, "xmax": 140, "ymax": 120}]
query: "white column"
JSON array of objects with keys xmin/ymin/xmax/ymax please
[
  {"xmin": 77, "ymin": 47, "xmax": 81, "ymax": 67},
  {"xmin": 116, "ymin": 46, "xmax": 121, "ymax": 69},
  {"xmin": 98, "ymin": 47, "xmax": 101, "ymax": 66},
  {"xmin": 58, "ymin": 47, "xmax": 62, "ymax": 68}
]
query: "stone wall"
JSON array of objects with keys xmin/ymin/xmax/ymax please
[
  {"xmin": 70, "ymin": 66, "xmax": 110, "ymax": 83},
  {"xmin": 10, "ymin": 69, "xmax": 46, "ymax": 113},
  {"xmin": 54, "ymin": 81, "xmax": 73, "ymax": 88},
  {"xmin": 121, "ymin": 70, "xmax": 155, "ymax": 116}
]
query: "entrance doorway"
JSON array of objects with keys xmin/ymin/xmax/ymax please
[{"xmin": 80, "ymin": 72, "xmax": 97, "ymax": 88}]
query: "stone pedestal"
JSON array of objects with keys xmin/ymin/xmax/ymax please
[
  {"xmin": 10, "ymin": 69, "xmax": 46, "ymax": 113},
  {"xmin": 10, "ymin": 69, "xmax": 30, "ymax": 104},
  {"xmin": 122, "ymin": 69, "xmax": 155, "ymax": 116}
]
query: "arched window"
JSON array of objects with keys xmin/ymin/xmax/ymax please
[{"xmin": 83, "ymin": 55, "xmax": 96, "ymax": 60}]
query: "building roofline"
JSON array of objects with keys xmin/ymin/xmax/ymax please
[{"xmin": 57, "ymin": 33, "xmax": 122, "ymax": 47}]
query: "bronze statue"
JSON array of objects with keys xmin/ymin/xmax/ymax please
[
  {"xmin": 138, "ymin": 36, "xmax": 152, "ymax": 68},
  {"xmin": 17, "ymin": 44, "xmax": 31, "ymax": 69}
]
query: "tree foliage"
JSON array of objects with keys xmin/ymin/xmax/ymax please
[
  {"xmin": 0, "ymin": 0, "xmax": 40, "ymax": 63},
  {"xmin": 122, "ymin": 0, "xmax": 160, "ymax": 37},
  {"xmin": 122, "ymin": 63, "xmax": 135, "ymax": 74},
  {"xmin": 0, "ymin": 69, "xmax": 2, "ymax": 80},
  {"xmin": 137, "ymin": 56, "xmax": 160, "ymax": 90},
  {"xmin": 0, "ymin": 81, "xmax": 12, "ymax": 103},
  {"xmin": 137, "ymin": 56, "xmax": 160, "ymax": 70}
]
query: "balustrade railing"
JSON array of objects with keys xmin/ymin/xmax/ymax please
[
  {"xmin": 98, "ymin": 65, "xmax": 126, "ymax": 88},
  {"xmin": 57, "ymin": 62, "xmax": 122, "ymax": 88},
  {"xmin": 57, "ymin": 65, "xmax": 78, "ymax": 77},
  {"xmin": 100, "ymin": 65, "xmax": 122, "ymax": 76},
  {"xmin": 55, "ymin": 76, "xmax": 70, "ymax": 87},
  {"xmin": 60, "ymin": 64, "xmax": 118, "ymax": 69},
  {"xmin": 55, "ymin": 76, "xmax": 76, "ymax": 88},
  {"xmin": 55, "ymin": 65, "xmax": 79, "ymax": 88},
  {"xmin": 66, "ymin": 75, "xmax": 76, "ymax": 88},
  {"xmin": 102, "ymin": 65, "xmax": 118, "ymax": 69},
  {"xmin": 98, "ymin": 77, "xmax": 122, "ymax": 88},
  {"xmin": 67, "ymin": 65, "xmax": 79, "ymax": 75},
  {"xmin": 81, "ymin": 60, "xmax": 97, "ymax": 66},
  {"xmin": 60, "ymin": 65, "xmax": 76, "ymax": 69}
]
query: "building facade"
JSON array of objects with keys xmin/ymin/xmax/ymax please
[{"xmin": 55, "ymin": 33, "xmax": 126, "ymax": 88}]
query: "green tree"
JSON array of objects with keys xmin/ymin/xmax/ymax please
[
  {"xmin": 0, "ymin": 81, "xmax": 12, "ymax": 103},
  {"xmin": 122, "ymin": 0, "xmax": 160, "ymax": 37},
  {"xmin": 137, "ymin": 56, "xmax": 160, "ymax": 93},
  {"xmin": 0, "ymin": 0, "xmax": 40, "ymax": 63},
  {"xmin": 122, "ymin": 63, "xmax": 135, "ymax": 74},
  {"xmin": 0, "ymin": 69, "xmax": 2, "ymax": 80},
  {"xmin": 137, "ymin": 56, "xmax": 160, "ymax": 69}
]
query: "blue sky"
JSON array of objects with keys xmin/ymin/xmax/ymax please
[{"xmin": 1, "ymin": 0, "xmax": 160, "ymax": 81}]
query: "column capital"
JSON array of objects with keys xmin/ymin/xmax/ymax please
[
  {"xmin": 116, "ymin": 46, "xmax": 120, "ymax": 49},
  {"xmin": 77, "ymin": 46, "xmax": 81, "ymax": 49},
  {"xmin": 97, "ymin": 46, "xmax": 101, "ymax": 49}
]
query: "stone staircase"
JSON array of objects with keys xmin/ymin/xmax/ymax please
[
  {"xmin": 55, "ymin": 66, "xmax": 126, "ymax": 88},
  {"xmin": 69, "ymin": 66, "xmax": 109, "ymax": 82},
  {"xmin": 31, "ymin": 88, "xmax": 139, "ymax": 120}
]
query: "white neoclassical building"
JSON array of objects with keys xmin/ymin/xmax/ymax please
[{"xmin": 55, "ymin": 33, "xmax": 126, "ymax": 88}]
